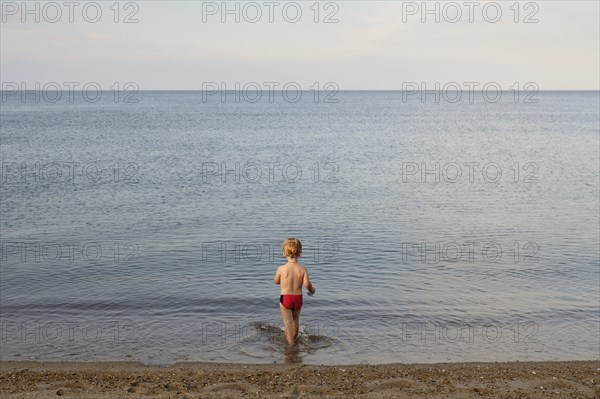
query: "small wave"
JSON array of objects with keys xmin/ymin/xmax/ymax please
[
  {"xmin": 251, "ymin": 321, "xmax": 337, "ymax": 347},
  {"xmin": 231, "ymin": 321, "xmax": 340, "ymax": 363}
]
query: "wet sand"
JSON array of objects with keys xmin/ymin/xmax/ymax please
[{"xmin": 1, "ymin": 360, "xmax": 598, "ymax": 398}]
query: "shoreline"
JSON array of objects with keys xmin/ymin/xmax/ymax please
[{"xmin": 2, "ymin": 360, "xmax": 598, "ymax": 398}]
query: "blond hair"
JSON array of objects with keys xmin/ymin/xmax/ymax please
[{"xmin": 283, "ymin": 237, "xmax": 302, "ymax": 259}]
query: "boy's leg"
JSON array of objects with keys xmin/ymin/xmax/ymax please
[
  {"xmin": 280, "ymin": 304, "xmax": 295, "ymax": 345},
  {"xmin": 292, "ymin": 308, "xmax": 301, "ymax": 339}
]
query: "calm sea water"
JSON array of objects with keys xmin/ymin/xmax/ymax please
[{"xmin": 1, "ymin": 91, "xmax": 598, "ymax": 364}]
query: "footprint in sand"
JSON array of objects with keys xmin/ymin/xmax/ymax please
[{"xmin": 202, "ymin": 381, "xmax": 260, "ymax": 393}]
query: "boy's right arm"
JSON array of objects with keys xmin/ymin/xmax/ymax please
[
  {"xmin": 274, "ymin": 266, "xmax": 281, "ymax": 285},
  {"xmin": 303, "ymin": 268, "xmax": 315, "ymax": 295}
]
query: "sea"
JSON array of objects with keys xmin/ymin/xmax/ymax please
[{"xmin": 1, "ymin": 90, "xmax": 598, "ymax": 364}]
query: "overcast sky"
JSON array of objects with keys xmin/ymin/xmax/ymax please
[{"xmin": 1, "ymin": 1, "xmax": 599, "ymax": 90}]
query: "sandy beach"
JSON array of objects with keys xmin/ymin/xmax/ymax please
[{"xmin": 1, "ymin": 360, "xmax": 598, "ymax": 398}]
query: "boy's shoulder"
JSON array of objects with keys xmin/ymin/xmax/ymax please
[{"xmin": 278, "ymin": 263, "xmax": 307, "ymax": 270}]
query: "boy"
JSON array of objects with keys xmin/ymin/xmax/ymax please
[{"xmin": 274, "ymin": 238, "xmax": 315, "ymax": 345}]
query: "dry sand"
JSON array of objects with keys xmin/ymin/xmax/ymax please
[{"xmin": 1, "ymin": 360, "xmax": 598, "ymax": 398}]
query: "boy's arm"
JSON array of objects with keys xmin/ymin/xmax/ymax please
[
  {"xmin": 303, "ymin": 269, "xmax": 315, "ymax": 295},
  {"xmin": 274, "ymin": 267, "xmax": 281, "ymax": 285}
]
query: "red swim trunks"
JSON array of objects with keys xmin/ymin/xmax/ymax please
[{"xmin": 280, "ymin": 294, "xmax": 303, "ymax": 310}]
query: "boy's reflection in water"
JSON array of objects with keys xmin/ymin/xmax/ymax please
[{"xmin": 284, "ymin": 344, "xmax": 303, "ymax": 363}]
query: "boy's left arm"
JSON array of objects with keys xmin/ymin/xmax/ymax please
[{"xmin": 303, "ymin": 268, "xmax": 315, "ymax": 295}]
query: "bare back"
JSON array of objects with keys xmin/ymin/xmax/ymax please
[{"xmin": 275, "ymin": 262, "xmax": 311, "ymax": 295}]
